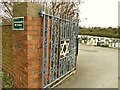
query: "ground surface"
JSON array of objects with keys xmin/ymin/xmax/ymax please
[{"xmin": 57, "ymin": 44, "xmax": 118, "ymax": 88}]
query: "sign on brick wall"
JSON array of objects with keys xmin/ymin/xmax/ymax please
[{"xmin": 13, "ymin": 17, "xmax": 24, "ymax": 30}]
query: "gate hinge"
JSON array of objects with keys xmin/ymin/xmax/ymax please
[{"xmin": 39, "ymin": 10, "xmax": 45, "ymax": 17}]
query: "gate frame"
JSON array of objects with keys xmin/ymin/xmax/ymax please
[{"xmin": 39, "ymin": 11, "xmax": 79, "ymax": 88}]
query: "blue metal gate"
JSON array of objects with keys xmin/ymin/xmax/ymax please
[{"xmin": 40, "ymin": 11, "xmax": 78, "ymax": 88}]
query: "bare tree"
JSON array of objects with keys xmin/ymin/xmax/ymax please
[
  {"xmin": 1, "ymin": 0, "xmax": 80, "ymax": 21},
  {"xmin": 0, "ymin": 2, "xmax": 22, "ymax": 21},
  {"xmin": 48, "ymin": 1, "xmax": 80, "ymax": 20}
]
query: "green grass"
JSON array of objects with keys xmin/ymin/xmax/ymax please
[
  {"xmin": 0, "ymin": 70, "xmax": 15, "ymax": 89},
  {"xmin": 79, "ymin": 27, "xmax": 119, "ymax": 38},
  {"xmin": 0, "ymin": 70, "xmax": 2, "ymax": 77}
]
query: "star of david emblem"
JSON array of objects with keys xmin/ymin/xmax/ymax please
[{"xmin": 60, "ymin": 40, "xmax": 69, "ymax": 57}]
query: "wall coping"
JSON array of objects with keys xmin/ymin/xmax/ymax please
[{"xmin": 1, "ymin": 21, "xmax": 12, "ymax": 26}]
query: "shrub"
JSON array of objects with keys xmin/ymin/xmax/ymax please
[
  {"xmin": 79, "ymin": 27, "xmax": 119, "ymax": 38},
  {"xmin": 0, "ymin": 70, "xmax": 15, "ymax": 89}
]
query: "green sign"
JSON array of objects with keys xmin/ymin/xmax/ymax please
[{"xmin": 13, "ymin": 17, "xmax": 24, "ymax": 30}]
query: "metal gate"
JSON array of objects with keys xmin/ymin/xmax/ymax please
[{"xmin": 40, "ymin": 11, "xmax": 79, "ymax": 88}]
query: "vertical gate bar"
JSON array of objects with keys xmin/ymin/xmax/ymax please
[
  {"xmin": 66, "ymin": 21, "xmax": 69, "ymax": 73},
  {"xmin": 72, "ymin": 22, "xmax": 74, "ymax": 68},
  {"xmin": 63, "ymin": 20, "xmax": 65, "ymax": 74},
  {"xmin": 59, "ymin": 20, "xmax": 61, "ymax": 77},
  {"xmin": 47, "ymin": 8, "xmax": 51, "ymax": 84},
  {"xmin": 41, "ymin": 1, "xmax": 44, "ymax": 88},
  {"xmin": 51, "ymin": 21, "xmax": 54, "ymax": 82},
  {"xmin": 59, "ymin": 20, "xmax": 63, "ymax": 76},
  {"xmin": 54, "ymin": 18, "xmax": 56, "ymax": 80},
  {"xmin": 52, "ymin": 22, "xmax": 54, "ymax": 82},
  {"xmin": 59, "ymin": 20, "xmax": 62, "ymax": 76},
  {"xmin": 62, "ymin": 20, "xmax": 64, "ymax": 40},
  {"xmin": 42, "ymin": 12, "xmax": 45, "ymax": 88},
  {"xmin": 64, "ymin": 21, "xmax": 66, "ymax": 73},
  {"xmin": 54, "ymin": 19, "xmax": 56, "ymax": 80},
  {"xmin": 45, "ymin": 15, "xmax": 48, "ymax": 85},
  {"xmin": 74, "ymin": 22, "xmax": 75, "ymax": 68},
  {"xmin": 55, "ymin": 18, "xmax": 58, "ymax": 80},
  {"xmin": 56, "ymin": 18, "xmax": 58, "ymax": 79},
  {"xmin": 57, "ymin": 18, "xmax": 59, "ymax": 79},
  {"xmin": 71, "ymin": 21, "xmax": 74, "ymax": 70},
  {"xmin": 75, "ymin": 22, "xmax": 77, "ymax": 67},
  {"xmin": 74, "ymin": 22, "xmax": 76, "ymax": 68},
  {"xmin": 52, "ymin": 17, "xmax": 56, "ymax": 81},
  {"xmin": 75, "ymin": 21, "xmax": 78, "ymax": 67},
  {"xmin": 44, "ymin": 17, "xmax": 47, "ymax": 86},
  {"xmin": 53, "ymin": 18, "xmax": 55, "ymax": 81},
  {"xmin": 42, "ymin": 2, "xmax": 48, "ymax": 87},
  {"xmin": 50, "ymin": 16, "xmax": 53, "ymax": 83},
  {"xmin": 70, "ymin": 21, "xmax": 72, "ymax": 70},
  {"xmin": 69, "ymin": 21, "xmax": 71, "ymax": 70},
  {"xmin": 75, "ymin": 20, "xmax": 79, "ymax": 68},
  {"xmin": 68, "ymin": 19, "xmax": 70, "ymax": 72},
  {"xmin": 67, "ymin": 21, "xmax": 69, "ymax": 40},
  {"xmin": 58, "ymin": 18, "xmax": 60, "ymax": 78},
  {"xmin": 51, "ymin": 18, "xmax": 53, "ymax": 82},
  {"xmin": 55, "ymin": 18, "xmax": 57, "ymax": 79},
  {"xmin": 64, "ymin": 20, "xmax": 66, "ymax": 39}
]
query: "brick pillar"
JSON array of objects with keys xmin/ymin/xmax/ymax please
[
  {"xmin": 26, "ymin": 16, "xmax": 42, "ymax": 88},
  {"xmin": 13, "ymin": 3, "xmax": 43, "ymax": 88}
]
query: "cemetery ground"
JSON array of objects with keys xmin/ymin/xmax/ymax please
[{"xmin": 57, "ymin": 44, "xmax": 118, "ymax": 88}]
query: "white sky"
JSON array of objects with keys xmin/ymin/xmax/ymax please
[
  {"xmin": 79, "ymin": 0, "xmax": 119, "ymax": 28},
  {"xmin": 0, "ymin": 0, "xmax": 119, "ymax": 27}
]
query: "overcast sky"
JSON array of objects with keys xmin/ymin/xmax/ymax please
[
  {"xmin": 0, "ymin": 0, "xmax": 119, "ymax": 27},
  {"xmin": 79, "ymin": 0, "xmax": 119, "ymax": 28}
]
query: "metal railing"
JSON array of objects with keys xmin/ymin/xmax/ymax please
[{"xmin": 40, "ymin": 10, "xmax": 79, "ymax": 88}]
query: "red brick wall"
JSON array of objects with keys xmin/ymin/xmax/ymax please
[
  {"xmin": 12, "ymin": 18, "xmax": 28, "ymax": 88},
  {"xmin": 2, "ymin": 16, "xmax": 43, "ymax": 88},
  {"xmin": 2, "ymin": 25, "xmax": 14, "ymax": 76}
]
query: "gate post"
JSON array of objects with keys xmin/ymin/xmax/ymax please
[{"xmin": 13, "ymin": 2, "xmax": 42, "ymax": 88}]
